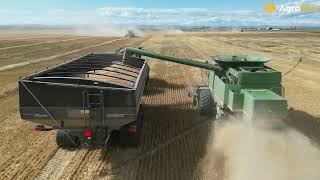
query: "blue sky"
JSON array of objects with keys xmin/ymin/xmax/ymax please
[
  {"xmin": 0, "ymin": 0, "xmax": 319, "ymax": 26},
  {"xmin": 0, "ymin": 0, "xmax": 266, "ymax": 10}
]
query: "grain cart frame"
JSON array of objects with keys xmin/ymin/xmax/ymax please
[
  {"xmin": 123, "ymin": 47, "xmax": 288, "ymax": 128},
  {"xmin": 19, "ymin": 53, "xmax": 149, "ymax": 148}
]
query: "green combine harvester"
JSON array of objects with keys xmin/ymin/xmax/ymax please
[
  {"xmin": 123, "ymin": 47, "xmax": 288, "ymax": 128},
  {"xmin": 125, "ymin": 30, "xmax": 135, "ymax": 38}
]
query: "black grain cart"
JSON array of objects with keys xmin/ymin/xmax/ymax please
[{"xmin": 19, "ymin": 53, "xmax": 149, "ymax": 148}]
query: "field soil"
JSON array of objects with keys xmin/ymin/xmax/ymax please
[{"xmin": 0, "ymin": 30, "xmax": 319, "ymax": 180}]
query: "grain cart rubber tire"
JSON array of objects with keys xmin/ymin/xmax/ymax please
[
  {"xmin": 145, "ymin": 75, "xmax": 149, "ymax": 86},
  {"xmin": 137, "ymin": 105, "xmax": 144, "ymax": 139},
  {"xmin": 110, "ymin": 130, "xmax": 120, "ymax": 145},
  {"xmin": 119, "ymin": 105, "xmax": 143, "ymax": 147},
  {"xmin": 199, "ymin": 89, "xmax": 214, "ymax": 116},
  {"xmin": 56, "ymin": 130, "xmax": 80, "ymax": 149}
]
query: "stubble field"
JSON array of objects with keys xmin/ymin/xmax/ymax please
[{"xmin": 0, "ymin": 30, "xmax": 319, "ymax": 180}]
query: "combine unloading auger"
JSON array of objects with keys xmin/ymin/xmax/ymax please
[{"xmin": 123, "ymin": 47, "xmax": 288, "ymax": 128}]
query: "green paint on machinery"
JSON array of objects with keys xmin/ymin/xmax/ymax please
[{"xmin": 123, "ymin": 47, "xmax": 288, "ymax": 126}]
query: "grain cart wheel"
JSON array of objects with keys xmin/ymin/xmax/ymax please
[
  {"xmin": 137, "ymin": 105, "xmax": 144, "ymax": 140},
  {"xmin": 56, "ymin": 130, "xmax": 80, "ymax": 149},
  {"xmin": 120, "ymin": 105, "xmax": 144, "ymax": 147},
  {"xmin": 145, "ymin": 75, "xmax": 150, "ymax": 86},
  {"xmin": 198, "ymin": 89, "xmax": 214, "ymax": 116}
]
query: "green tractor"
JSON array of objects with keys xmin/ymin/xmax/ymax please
[{"xmin": 123, "ymin": 47, "xmax": 288, "ymax": 128}]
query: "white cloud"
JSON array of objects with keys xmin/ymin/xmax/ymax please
[
  {"xmin": 99, "ymin": 7, "xmax": 320, "ymax": 26},
  {"xmin": 286, "ymin": 0, "xmax": 320, "ymax": 6},
  {"xmin": 0, "ymin": 7, "xmax": 319, "ymax": 27}
]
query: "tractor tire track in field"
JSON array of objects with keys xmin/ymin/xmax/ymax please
[
  {"xmin": 0, "ymin": 37, "xmax": 128, "ymax": 72},
  {"xmin": 0, "ymin": 108, "xmax": 17, "ymax": 123},
  {"xmin": 0, "ymin": 35, "xmax": 67, "ymax": 41},
  {"xmin": 36, "ymin": 149, "xmax": 77, "ymax": 180},
  {"xmin": 56, "ymin": 149, "xmax": 90, "ymax": 180},
  {"xmin": 0, "ymin": 111, "xmax": 59, "ymax": 180},
  {"xmin": 0, "ymin": 36, "xmax": 92, "ymax": 51}
]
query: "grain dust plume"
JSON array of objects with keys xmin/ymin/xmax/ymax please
[
  {"xmin": 198, "ymin": 120, "xmax": 320, "ymax": 180},
  {"xmin": 72, "ymin": 25, "xmax": 144, "ymax": 37}
]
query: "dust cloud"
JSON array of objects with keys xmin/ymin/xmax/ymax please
[
  {"xmin": 164, "ymin": 29, "xmax": 184, "ymax": 35},
  {"xmin": 71, "ymin": 25, "xmax": 144, "ymax": 37},
  {"xmin": 199, "ymin": 120, "xmax": 320, "ymax": 180}
]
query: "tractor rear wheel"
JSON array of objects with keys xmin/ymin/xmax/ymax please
[
  {"xmin": 198, "ymin": 89, "xmax": 214, "ymax": 116},
  {"xmin": 56, "ymin": 130, "xmax": 80, "ymax": 149}
]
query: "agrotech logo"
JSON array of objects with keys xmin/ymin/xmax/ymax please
[
  {"xmin": 264, "ymin": 2, "xmax": 319, "ymax": 14},
  {"xmin": 265, "ymin": 2, "xmax": 277, "ymax": 14}
]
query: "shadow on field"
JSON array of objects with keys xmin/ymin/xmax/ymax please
[
  {"xmin": 96, "ymin": 108, "xmax": 320, "ymax": 179},
  {"xmin": 144, "ymin": 78, "xmax": 186, "ymax": 96},
  {"xmin": 285, "ymin": 108, "xmax": 320, "ymax": 145},
  {"xmin": 97, "ymin": 104, "xmax": 212, "ymax": 180}
]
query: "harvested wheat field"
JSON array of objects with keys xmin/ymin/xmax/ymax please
[{"xmin": 0, "ymin": 30, "xmax": 320, "ymax": 180}]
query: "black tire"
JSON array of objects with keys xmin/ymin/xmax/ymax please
[
  {"xmin": 137, "ymin": 105, "xmax": 144, "ymax": 139},
  {"xmin": 119, "ymin": 105, "xmax": 144, "ymax": 147},
  {"xmin": 110, "ymin": 130, "xmax": 120, "ymax": 145},
  {"xmin": 56, "ymin": 130, "xmax": 80, "ymax": 149},
  {"xmin": 198, "ymin": 89, "xmax": 214, "ymax": 116},
  {"xmin": 145, "ymin": 75, "xmax": 149, "ymax": 86}
]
